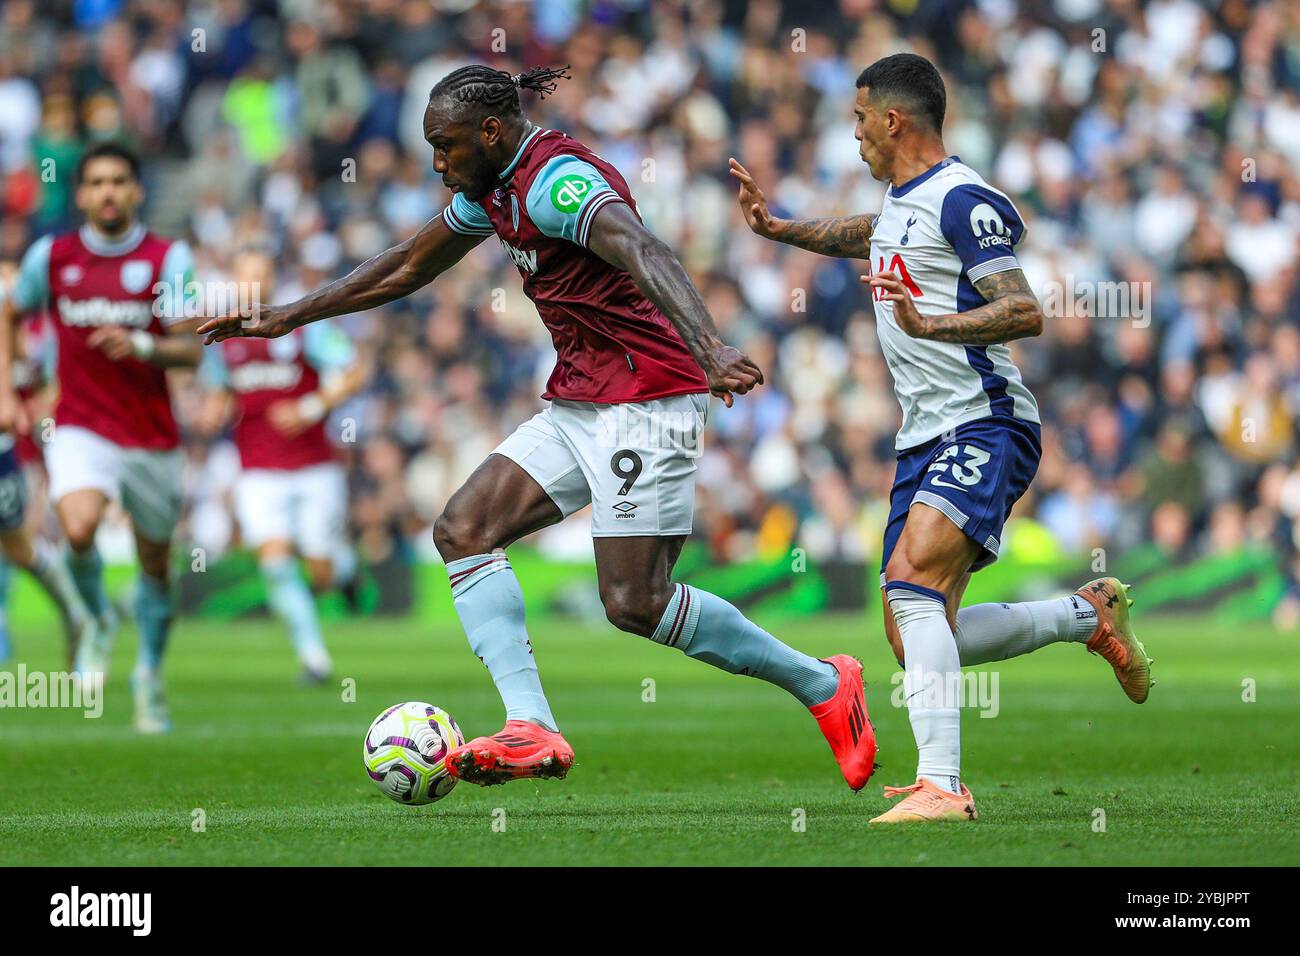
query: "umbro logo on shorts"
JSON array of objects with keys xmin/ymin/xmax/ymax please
[{"xmin": 612, "ymin": 501, "xmax": 638, "ymax": 518}]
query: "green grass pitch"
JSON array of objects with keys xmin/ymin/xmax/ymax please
[{"xmin": 1, "ymin": 608, "xmax": 1296, "ymax": 866}]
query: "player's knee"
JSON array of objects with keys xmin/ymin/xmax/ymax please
[
  {"xmin": 432, "ymin": 509, "xmax": 491, "ymax": 561},
  {"xmin": 600, "ymin": 580, "xmax": 669, "ymax": 638},
  {"xmin": 884, "ymin": 546, "xmax": 944, "ymax": 591},
  {"xmin": 137, "ymin": 548, "xmax": 170, "ymax": 580},
  {"xmin": 62, "ymin": 517, "xmax": 98, "ymax": 553},
  {"xmin": 302, "ymin": 558, "xmax": 333, "ymax": 593}
]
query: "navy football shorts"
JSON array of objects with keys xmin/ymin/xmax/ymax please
[{"xmin": 879, "ymin": 415, "xmax": 1041, "ymax": 587}]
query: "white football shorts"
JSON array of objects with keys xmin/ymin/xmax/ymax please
[
  {"xmin": 45, "ymin": 424, "xmax": 182, "ymax": 543},
  {"xmin": 234, "ymin": 461, "xmax": 348, "ymax": 558},
  {"xmin": 493, "ymin": 393, "xmax": 709, "ymax": 537}
]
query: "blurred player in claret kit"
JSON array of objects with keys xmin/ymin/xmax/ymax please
[
  {"xmin": 197, "ymin": 245, "xmax": 367, "ymax": 684},
  {"xmin": 200, "ymin": 65, "xmax": 878, "ymax": 791},
  {"xmin": 0, "ymin": 267, "xmax": 95, "ymax": 665},
  {"xmin": 733, "ymin": 53, "xmax": 1154, "ymax": 823},
  {"xmin": 0, "ymin": 142, "xmax": 202, "ymax": 733}
]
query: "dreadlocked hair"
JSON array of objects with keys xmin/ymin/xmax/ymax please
[{"xmin": 429, "ymin": 64, "xmax": 572, "ymax": 119}]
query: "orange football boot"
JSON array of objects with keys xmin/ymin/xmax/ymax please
[
  {"xmin": 869, "ymin": 778, "xmax": 979, "ymax": 823},
  {"xmin": 446, "ymin": 719, "xmax": 575, "ymax": 787},
  {"xmin": 1075, "ymin": 577, "xmax": 1153, "ymax": 704},
  {"xmin": 809, "ymin": 654, "xmax": 878, "ymax": 791}
]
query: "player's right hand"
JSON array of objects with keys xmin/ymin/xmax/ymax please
[
  {"xmin": 703, "ymin": 344, "xmax": 764, "ymax": 408},
  {"xmin": 729, "ymin": 158, "xmax": 785, "ymax": 240},
  {"xmin": 196, "ymin": 304, "xmax": 295, "ymax": 344}
]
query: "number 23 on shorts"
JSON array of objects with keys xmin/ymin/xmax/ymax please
[{"xmin": 926, "ymin": 443, "xmax": 990, "ymax": 491}]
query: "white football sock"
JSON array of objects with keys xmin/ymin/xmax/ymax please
[
  {"xmin": 887, "ymin": 584, "xmax": 962, "ymax": 794},
  {"xmin": 954, "ymin": 595, "xmax": 1096, "ymax": 666}
]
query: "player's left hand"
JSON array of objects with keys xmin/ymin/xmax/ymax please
[
  {"xmin": 863, "ymin": 272, "xmax": 927, "ymax": 338},
  {"xmin": 267, "ymin": 399, "xmax": 312, "ymax": 438},
  {"xmin": 87, "ymin": 326, "xmax": 137, "ymax": 361},
  {"xmin": 702, "ymin": 345, "xmax": 764, "ymax": 407}
]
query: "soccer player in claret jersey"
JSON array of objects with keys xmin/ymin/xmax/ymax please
[
  {"xmin": 199, "ymin": 65, "xmax": 877, "ymax": 791},
  {"xmin": 198, "ymin": 245, "xmax": 367, "ymax": 684},
  {"xmin": 0, "ymin": 142, "xmax": 202, "ymax": 733},
  {"xmin": 733, "ymin": 53, "xmax": 1154, "ymax": 823}
]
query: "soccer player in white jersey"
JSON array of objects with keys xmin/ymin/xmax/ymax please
[{"xmin": 732, "ymin": 53, "xmax": 1153, "ymax": 823}]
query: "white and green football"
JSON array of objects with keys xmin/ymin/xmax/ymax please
[{"xmin": 363, "ymin": 702, "xmax": 465, "ymax": 805}]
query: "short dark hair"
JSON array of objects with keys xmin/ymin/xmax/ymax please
[
  {"xmin": 856, "ymin": 54, "xmax": 946, "ymax": 133},
  {"xmin": 429, "ymin": 64, "xmax": 571, "ymax": 122},
  {"xmin": 76, "ymin": 141, "xmax": 141, "ymax": 184}
]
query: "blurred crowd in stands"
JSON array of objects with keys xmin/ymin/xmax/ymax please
[{"xmin": 1, "ymin": 0, "xmax": 1298, "ymax": 621}]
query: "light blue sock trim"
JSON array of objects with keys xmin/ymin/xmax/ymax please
[
  {"xmin": 656, "ymin": 585, "xmax": 838, "ymax": 707},
  {"xmin": 68, "ymin": 546, "xmax": 107, "ymax": 618},
  {"xmin": 262, "ymin": 558, "xmax": 328, "ymax": 667},
  {"xmin": 447, "ymin": 553, "xmax": 557, "ymax": 731},
  {"xmin": 133, "ymin": 573, "xmax": 174, "ymax": 672}
]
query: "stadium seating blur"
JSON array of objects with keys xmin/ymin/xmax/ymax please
[{"xmin": 1, "ymin": 0, "xmax": 1296, "ymax": 623}]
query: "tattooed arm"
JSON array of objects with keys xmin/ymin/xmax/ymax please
[
  {"xmin": 865, "ymin": 268, "xmax": 1043, "ymax": 343},
  {"xmin": 729, "ymin": 158, "xmax": 873, "ymax": 258},
  {"xmin": 764, "ymin": 214, "xmax": 875, "ymax": 258}
]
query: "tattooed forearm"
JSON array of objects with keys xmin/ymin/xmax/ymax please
[
  {"xmin": 919, "ymin": 269, "xmax": 1043, "ymax": 344},
  {"xmin": 774, "ymin": 215, "xmax": 874, "ymax": 259}
]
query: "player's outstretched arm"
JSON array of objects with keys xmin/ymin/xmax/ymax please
[
  {"xmin": 586, "ymin": 202, "xmax": 763, "ymax": 407},
  {"xmin": 865, "ymin": 268, "xmax": 1043, "ymax": 344},
  {"xmin": 729, "ymin": 158, "xmax": 873, "ymax": 258},
  {"xmin": 196, "ymin": 215, "xmax": 487, "ymax": 344}
]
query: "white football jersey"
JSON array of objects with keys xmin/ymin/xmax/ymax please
[{"xmin": 868, "ymin": 156, "xmax": 1040, "ymax": 450}]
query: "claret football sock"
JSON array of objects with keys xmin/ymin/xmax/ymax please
[
  {"xmin": 67, "ymin": 545, "xmax": 108, "ymax": 619},
  {"xmin": 886, "ymin": 583, "xmax": 962, "ymax": 795},
  {"xmin": 133, "ymin": 572, "xmax": 174, "ymax": 672},
  {"xmin": 954, "ymin": 595, "xmax": 1095, "ymax": 666},
  {"xmin": 262, "ymin": 557, "xmax": 331, "ymax": 673},
  {"xmin": 446, "ymin": 552, "xmax": 558, "ymax": 732},
  {"xmin": 650, "ymin": 583, "xmax": 839, "ymax": 707}
]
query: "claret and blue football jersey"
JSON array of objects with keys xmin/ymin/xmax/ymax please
[{"xmin": 443, "ymin": 126, "xmax": 708, "ymax": 405}]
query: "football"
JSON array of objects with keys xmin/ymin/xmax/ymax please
[{"xmin": 362, "ymin": 702, "xmax": 465, "ymax": 805}]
